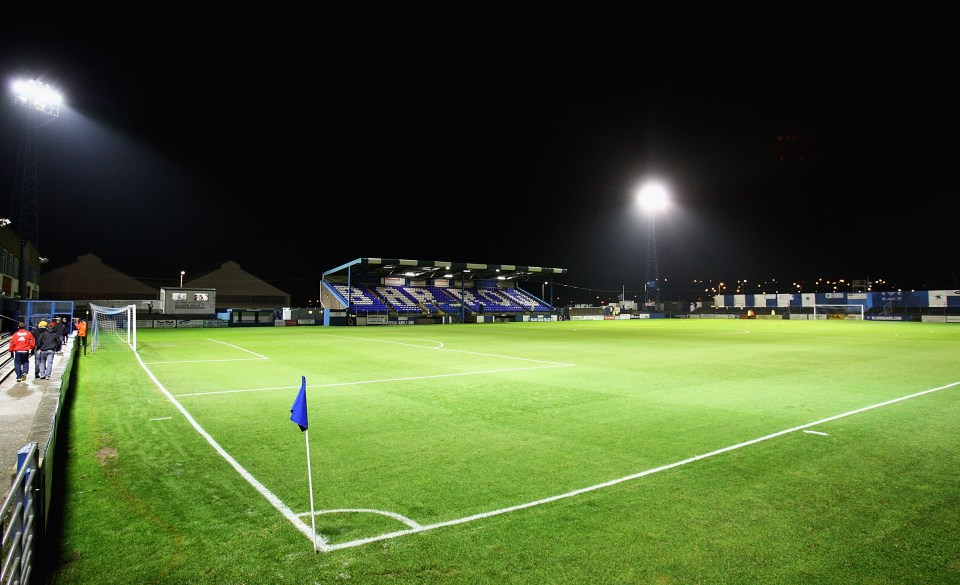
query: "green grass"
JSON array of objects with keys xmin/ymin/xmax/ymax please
[{"xmin": 50, "ymin": 319, "xmax": 960, "ymax": 584}]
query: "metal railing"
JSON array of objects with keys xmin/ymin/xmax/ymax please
[{"xmin": 1, "ymin": 442, "xmax": 39, "ymax": 585}]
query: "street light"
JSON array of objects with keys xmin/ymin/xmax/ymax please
[
  {"xmin": 636, "ymin": 181, "xmax": 669, "ymax": 310},
  {"xmin": 180, "ymin": 270, "xmax": 186, "ymax": 287}
]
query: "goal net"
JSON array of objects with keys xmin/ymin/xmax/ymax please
[
  {"xmin": 813, "ymin": 304, "xmax": 865, "ymax": 320},
  {"xmin": 90, "ymin": 303, "xmax": 137, "ymax": 352}
]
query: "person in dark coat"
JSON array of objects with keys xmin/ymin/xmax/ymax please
[
  {"xmin": 52, "ymin": 317, "xmax": 67, "ymax": 355},
  {"xmin": 35, "ymin": 322, "xmax": 62, "ymax": 380}
]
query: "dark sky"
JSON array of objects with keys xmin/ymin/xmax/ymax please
[{"xmin": 1, "ymin": 10, "xmax": 958, "ymax": 305}]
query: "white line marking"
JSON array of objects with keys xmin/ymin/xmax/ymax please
[
  {"xmin": 318, "ymin": 379, "xmax": 960, "ymax": 552},
  {"xmin": 142, "ymin": 333, "xmax": 957, "ymax": 553},
  {"xmin": 322, "ymin": 334, "xmax": 573, "ymax": 366},
  {"xmin": 299, "ymin": 508, "xmax": 423, "ymax": 530},
  {"xmin": 149, "ymin": 417, "xmax": 173, "ymax": 421},
  {"xmin": 803, "ymin": 430, "xmax": 829, "ymax": 436},
  {"xmin": 173, "ymin": 364, "xmax": 573, "ymax": 397},
  {"xmin": 207, "ymin": 339, "xmax": 272, "ymax": 358},
  {"xmin": 132, "ymin": 351, "xmax": 328, "ymax": 549},
  {"xmin": 144, "ymin": 358, "xmax": 268, "ymax": 365},
  {"xmin": 143, "ymin": 339, "xmax": 271, "ymax": 364}
]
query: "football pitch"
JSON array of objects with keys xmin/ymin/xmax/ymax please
[{"xmin": 52, "ymin": 319, "xmax": 960, "ymax": 584}]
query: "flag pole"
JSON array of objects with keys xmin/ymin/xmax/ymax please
[
  {"xmin": 290, "ymin": 376, "xmax": 317, "ymax": 553},
  {"xmin": 304, "ymin": 429, "xmax": 317, "ymax": 553}
]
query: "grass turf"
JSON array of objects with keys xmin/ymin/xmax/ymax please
[{"xmin": 48, "ymin": 319, "xmax": 960, "ymax": 584}]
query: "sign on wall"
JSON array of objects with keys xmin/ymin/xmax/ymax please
[{"xmin": 159, "ymin": 288, "xmax": 216, "ymax": 314}]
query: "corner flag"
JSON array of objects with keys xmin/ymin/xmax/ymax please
[
  {"xmin": 289, "ymin": 375, "xmax": 317, "ymax": 552},
  {"xmin": 290, "ymin": 376, "xmax": 308, "ymax": 431}
]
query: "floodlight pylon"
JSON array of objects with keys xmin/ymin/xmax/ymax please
[
  {"xmin": 645, "ymin": 212, "xmax": 659, "ymax": 307},
  {"xmin": 10, "ymin": 77, "xmax": 61, "ymax": 298}
]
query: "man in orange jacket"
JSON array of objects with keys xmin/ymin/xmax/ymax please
[
  {"xmin": 74, "ymin": 317, "xmax": 88, "ymax": 355},
  {"xmin": 9, "ymin": 322, "xmax": 36, "ymax": 382}
]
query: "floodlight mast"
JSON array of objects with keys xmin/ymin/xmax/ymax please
[
  {"xmin": 11, "ymin": 77, "xmax": 62, "ymax": 299},
  {"xmin": 11, "ymin": 79, "xmax": 61, "ymax": 245},
  {"xmin": 637, "ymin": 182, "xmax": 668, "ymax": 310},
  {"xmin": 645, "ymin": 213, "xmax": 658, "ymax": 307}
]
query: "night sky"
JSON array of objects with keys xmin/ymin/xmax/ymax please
[{"xmin": 1, "ymin": 10, "xmax": 957, "ymax": 306}]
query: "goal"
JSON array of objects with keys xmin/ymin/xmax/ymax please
[
  {"xmin": 89, "ymin": 303, "xmax": 137, "ymax": 352},
  {"xmin": 812, "ymin": 304, "xmax": 865, "ymax": 320}
]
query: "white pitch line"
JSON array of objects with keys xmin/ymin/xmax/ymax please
[
  {"xmin": 803, "ymin": 430, "xmax": 830, "ymax": 436},
  {"xmin": 173, "ymin": 364, "xmax": 573, "ymax": 397},
  {"xmin": 137, "ymin": 335, "xmax": 573, "ymax": 551},
  {"xmin": 144, "ymin": 357, "xmax": 268, "ymax": 365},
  {"xmin": 317, "ymin": 334, "xmax": 573, "ymax": 366},
  {"xmin": 206, "ymin": 338, "xmax": 272, "ymax": 358},
  {"xmin": 317, "ymin": 379, "xmax": 960, "ymax": 552},
  {"xmin": 149, "ymin": 417, "xmax": 173, "ymax": 421},
  {"xmin": 145, "ymin": 333, "xmax": 958, "ymax": 552},
  {"xmin": 299, "ymin": 508, "xmax": 423, "ymax": 530},
  {"xmin": 133, "ymin": 351, "xmax": 327, "ymax": 549},
  {"xmin": 144, "ymin": 339, "xmax": 272, "ymax": 364}
]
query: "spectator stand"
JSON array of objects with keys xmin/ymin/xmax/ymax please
[{"xmin": 319, "ymin": 258, "xmax": 566, "ymax": 325}]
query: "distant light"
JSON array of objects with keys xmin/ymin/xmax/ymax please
[
  {"xmin": 12, "ymin": 79, "xmax": 62, "ymax": 117},
  {"xmin": 636, "ymin": 182, "xmax": 669, "ymax": 213}
]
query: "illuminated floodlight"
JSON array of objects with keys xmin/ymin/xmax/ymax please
[
  {"xmin": 635, "ymin": 181, "xmax": 671, "ymax": 309},
  {"xmin": 636, "ymin": 182, "xmax": 669, "ymax": 213},
  {"xmin": 12, "ymin": 78, "xmax": 62, "ymax": 117}
]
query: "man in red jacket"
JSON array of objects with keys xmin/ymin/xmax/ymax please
[{"xmin": 9, "ymin": 322, "xmax": 36, "ymax": 382}]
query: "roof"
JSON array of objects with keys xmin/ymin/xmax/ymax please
[
  {"xmin": 322, "ymin": 258, "xmax": 567, "ymax": 283},
  {"xmin": 186, "ymin": 260, "xmax": 291, "ymax": 307},
  {"xmin": 39, "ymin": 253, "xmax": 158, "ymax": 298},
  {"xmin": 186, "ymin": 261, "xmax": 289, "ymax": 297}
]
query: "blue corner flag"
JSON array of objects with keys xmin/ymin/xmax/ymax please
[{"xmin": 290, "ymin": 376, "xmax": 308, "ymax": 431}]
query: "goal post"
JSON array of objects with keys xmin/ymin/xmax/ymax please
[
  {"xmin": 812, "ymin": 304, "xmax": 865, "ymax": 320},
  {"xmin": 89, "ymin": 303, "xmax": 137, "ymax": 352}
]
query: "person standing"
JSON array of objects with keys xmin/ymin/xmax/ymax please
[
  {"xmin": 35, "ymin": 321, "xmax": 61, "ymax": 380},
  {"xmin": 9, "ymin": 322, "xmax": 36, "ymax": 382},
  {"xmin": 53, "ymin": 317, "xmax": 67, "ymax": 355},
  {"xmin": 74, "ymin": 317, "xmax": 88, "ymax": 355},
  {"xmin": 33, "ymin": 320, "xmax": 48, "ymax": 378}
]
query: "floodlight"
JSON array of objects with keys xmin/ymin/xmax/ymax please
[
  {"xmin": 637, "ymin": 182, "xmax": 668, "ymax": 213},
  {"xmin": 635, "ymin": 181, "xmax": 671, "ymax": 309},
  {"xmin": 12, "ymin": 79, "xmax": 62, "ymax": 117}
]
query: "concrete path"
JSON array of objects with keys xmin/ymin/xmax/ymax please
[{"xmin": 0, "ymin": 335, "xmax": 74, "ymax": 486}]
